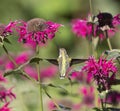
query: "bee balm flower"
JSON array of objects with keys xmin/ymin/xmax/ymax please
[{"xmin": 16, "ymin": 18, "xmax": 62, "ymax": 47}]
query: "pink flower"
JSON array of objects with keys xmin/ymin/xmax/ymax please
[
  {"xmin": 0, "ymin": 21, "xmax": 17, "ymax": 37},
  {"xmin": 5, "ymin": 62, "xmax": 14, "ymax": 71},
  {"xmin": 24, "ymin": 65, "xmax": 57, "ymax": 81},
  {"xmin": 47, "ymin": 101, "xmax": 56, "ymax": 111},
  {"xmin": 70, "ymin": 71, "xmax": 92, "ymax": 84},
  {"xmin": 82, "ymin": 56, "xmax": 117, "ymax": 91},
  {"xmin": 15, "ymin": 52, "xmax": 30, "ymax": 65},
  {"xmin": 40, "ymin": 65, "xmax": 57, "ymax": 80},
  {"xmin": 0, "ymin": 86, "xmax": 16, "ymax": 103},
  {"xmin": 16, "ymin": 18, "xmax": 62, "ymax": 47},
  {"xmin": 71, "ymin": 19, "xmax": 92, "ymax": 38},
  {"xmin": 0, "ymin": 71, "xmax": 6, "ymax": 82},
  {"xmin": 0, "ymin": 103, "xmax": 11, "ymax": 111},
  {"xmin": 5, "ymin": 51, "xmax": 32, "ymax": 71},
  {"xmin": 113, "ymin": 14, "xmax": 120, "ymax": 26},
  {"xmin": 24, "ymin": 66, "xmax": 38, "ymax": 80},
  {"xmin": 72, "ymin": 12, "xmax": 120, "ymax": 40},
  {"xmin": 105, "ymin": 90, "xmax": 120, "ymax": 105},
  {"xmin": 80, "ymin": 86, "xmax": 95, "ymax": 106},
  {"xmin": 94, "ymin": 12, "xmax": 120, "ymax": 39}
]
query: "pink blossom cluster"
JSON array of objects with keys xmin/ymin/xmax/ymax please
[
  {"xmin": 0, "ymin": 71, "xmax": 15, "ymax": 111},
  {"xmin": 72, "ymin": 12, "xmax": 120, "ymax": 40},
  {"xmin": 82, "ymin": 56, "xmax": 117, "ymax": 91},
  {"xmin": 16, "ymin": 18, "xmax": 62, "ymax": 47}
]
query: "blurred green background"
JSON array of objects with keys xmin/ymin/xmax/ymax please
[
  {"xmin": 1, "ymin": 0, "xmax": 120, "ymax": 111},
  {"xmin": 1, "ymin": 0, "xmax": 120, "ymax": 58}
]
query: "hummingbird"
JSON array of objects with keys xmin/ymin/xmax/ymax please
[{"xmin": 45, "ymin": 48, "xmax": 88, "ymax": 79}]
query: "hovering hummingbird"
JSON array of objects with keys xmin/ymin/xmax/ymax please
[{"xmin": 45, "ymin": 48, "xmax": 88, "ymax": 79}]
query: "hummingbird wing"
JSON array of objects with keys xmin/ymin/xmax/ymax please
[
  {"xmin": 70, "ymin": 58, "xmax": 88, "ymax": 66},
  {"xmin": 45, "ymin": 59, "xmax": 58, "ymax": 65}
]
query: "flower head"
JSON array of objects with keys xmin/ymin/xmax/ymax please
[
  {"xmin": 105, "ymin": 90, "xmax": 120, "ymax": 105},
  {"xmin": 94, "ymin": 12, "xmax": 120, "ymax": 39},
  {"xmin": 0, "ymin": 86, "xmax": 16, "ymax": 103},
  {"xmin": 16, "ymin": 18, "xmax": 62, "ymax": 47},
  {"xmin": 70, "ymin": 71, "xmax": 92, "ymax": 84},
  {"xmin": 0, "ymin": 21, "xmax": 17, "ymax": 37},
  {"xmin": 82, "ymin": 56, "xmax": 117, "ymax": 91},
  {"xmin": 0, "ymin": 103, "xmax": 11, "ymax": 111},
  {"xmin": 80, "ymin": 86, "xmax": 95, "ymax": 106},
  {"xmin": 0, "ymin": 71, "xmax": 6, "ymax": 83},
  {"xmin": 71, "ymin": 19, "xmax": 92, "ymax": 38},
  {"xmin": 24, "ymin": 65, "xmax": 57, "ymax": 81}
]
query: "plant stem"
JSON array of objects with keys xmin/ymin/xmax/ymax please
[
  {"xmin": 100, "ymin": 99, "xmax": 105, "ymax": 110},
  {"xmin": 36, "ymin": 45, "xmax": 43, "ymax": 111},
  {"xmin": 89, "ymin": 0, "xmax": 93, "ymax": 16},
  {"xmin": 105, "ymin": 30, "xmax": 112, "ymax": 51},
  {"xmin": 2, "ymin": 45, "xmax": 37, "ymax": 84},
  {"xmin": 3, "ymin": 45, "xmax": 18, "ymax": 67}
]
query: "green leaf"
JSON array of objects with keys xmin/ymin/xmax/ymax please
[
  {"xmin": 107, "ymin": 107, "xmax": 120, "ymax": 111},
  {"xmin": 4, "ymin": 38, "xmax": 11, "ymax": 44},
  {"xmin": 4, "ymin": 70, "xmax": 22, "ymax": 77},
  {"xmin": 29, "ymin": 57, "xmax": 42, "ymax": 63},
  {"xmin": 105, "ymin": 49, "xmax": 120, "ymax": 60},
  {"xmin": 93, "ymin": 107, "xmax": 102, "ymax": 111},
  {"xmin": 46, "ymin": 83, "xmax": 68, "ymax": 92},
  {"xmin": 58, "ymin": 104, "xmax": 71, "ymax": 111}
]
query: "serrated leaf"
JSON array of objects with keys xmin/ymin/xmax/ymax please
[{"xmin": 29, "ymin": 57, "xmax": 42, "ymax": 63}]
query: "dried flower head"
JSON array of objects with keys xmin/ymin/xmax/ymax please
[
  {"xmin": 16, "ymin": 18, "xmax": 62, "ymax": 46},
  {"xmin": 27, "ymin": 18, "xmax": 47, "ymax": 32}
]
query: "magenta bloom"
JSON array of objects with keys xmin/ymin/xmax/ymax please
[
  {"xmin": 16, "ymin": 18, "xmax": 62, "ymax": 46},
  {"xmin": 5, "ymin": 51, "xmax": 32, "ymax": 71},
  {"xmin": 80, "ymin": 86, "xmax": 95, "ymax": 106},
  {"xmin": 70, "ymin": 71, "xmax": 92, "ymax": 84},
  {"xmin": 0, "ymin": 103, "xmax": 11, "ymax": 111},
  {"xmin": 105, "ymin": 90, "xmax": 120, "ymax": 105},
  {"xmin": 0, "ymin": 86, "xmax": 16, "ymax": 103},
  {"xmin": 24, "ymin": 65, "xmax": 57, "ymax": 81},
  {"xmin": 72, "ymin": 19, "xmax": 92, "ymax": 38},
  {"xmin": 94, "ymin": 12, "xmax": 120, "ymax": 39},
  {"xmin": 82, "ymin": 56, "xmax": 117, "ymax": 91},
  {"xmin": 0, "ymin": 21, "xmax": 17, "ymax": 37},
  {"xmin": 40, "ymin": 65, "xmax": 57, "ymax": 80},
  {"xmin": 0, "ymin": 71, "xmax": 6, "ymax": 82}
]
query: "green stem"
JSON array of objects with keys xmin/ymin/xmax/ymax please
[
  {"xmin": 89, "ymin": 0, "xmax": 93, "ymax": 16},
  {"xmin": 100, "ymin": 99, "xmax": 105, "ymax": 110},
  {"xmin": 3, "ymin": 45, "xmax": 18, "ymax": 67},
  {"xmin": 2, "ymin": 45, "xmax": 37, "ymax": 84},
  {"xmin": 36, "ymin": 45, "xmax": 43, "ymax": 111},
  {"xmin": 105, "ymin": 30, "xmax": 112, "ymax": 51}
]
